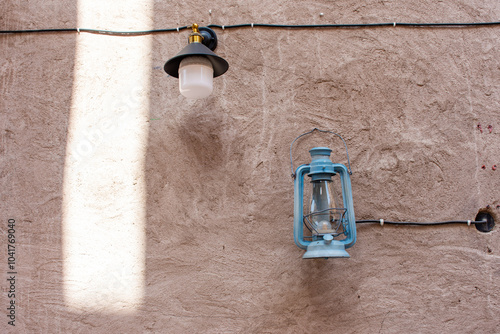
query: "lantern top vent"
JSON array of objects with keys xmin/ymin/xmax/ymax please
[
  {"xmin": 308, "ymin": 147, "xmax": 336, "ymax": 182},
  {"xmin": 309, "ymin": 147, "xmax": 332, "ymax": 157}
]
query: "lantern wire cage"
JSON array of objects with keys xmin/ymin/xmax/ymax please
[{"xmin": 303, "ymin": 207, "xmax": 348, "ymax": 239}]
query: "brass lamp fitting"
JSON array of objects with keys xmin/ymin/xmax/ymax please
[{"xmin": 188, "ymin": 23, "xmax": 204, "ymax": 44}]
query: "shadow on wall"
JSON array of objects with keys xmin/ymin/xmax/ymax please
[
  {"xmin": 0, "ymin": 1, "xmax": 77, "ymax": 332},
  {"xmin": 1, "ymin": 0, "xmax": 158, "ymax": 332},
  {"xmin": 178, "ymin": 109, "xmax": 226, "ymax": 168}
]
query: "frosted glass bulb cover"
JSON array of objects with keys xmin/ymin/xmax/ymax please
[{"xmin": 178, "ymin": 56, "xmax": 214, "ymax": 99}]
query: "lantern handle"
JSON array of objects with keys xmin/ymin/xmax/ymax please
[{"xmin": 290, "ymin": 128, "xmax": 353, "ymax": 178}]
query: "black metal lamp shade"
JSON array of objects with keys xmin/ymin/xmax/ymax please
[{"xmin": 164, "ymin": 42, "xmax": 229, "ymax": 78}]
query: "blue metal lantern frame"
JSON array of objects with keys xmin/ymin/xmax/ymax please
[{"xmin": 290, "ymin": 129, "xmax": 357, "ymax": 258}]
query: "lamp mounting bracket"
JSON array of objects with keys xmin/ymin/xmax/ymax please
[{"xmin": 199, "ymin": 27, "xmax": 218, "ymax": 51}]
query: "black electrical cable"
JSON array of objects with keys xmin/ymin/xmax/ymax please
[
  {"xmin": 208, "ymin": 22, "xmax": 500, "ymax": 29},
  {"xmin": 0, "ymin": 26, "xmax": 191, "ymax": 36},
  {"xmin": 0, "ymin": 28, "xmax": 76, "ymax": 34},
  {"xmin": 207, "ymin": 23, "xmax": 395, "ymax": 29},
  {"xmin": 356, "ymin": 220, "xmax": 482, "ymax": 226},
  {"xmin": 1, "ymin": 21, "xmax": 500, "ymax": 36},
  {"xmin": 77, "ymin": 27, "xmax": 191, "ymax": 35},
  {"xmin": 394, "ymin": 21, "xmax": 500, "ymax": 27}
]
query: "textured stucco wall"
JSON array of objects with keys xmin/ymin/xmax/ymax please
[{"xmin": 1, "ymin": 1, "xmax": 500, "ymax": 333}]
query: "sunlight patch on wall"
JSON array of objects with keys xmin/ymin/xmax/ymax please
[{"xmin": 63, "ymin": 0, "xmax": 152, "ymax": 312}]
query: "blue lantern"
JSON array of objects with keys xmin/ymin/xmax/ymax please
[{"xmin": 291, "ymin": 129, "xmax": 357, "ymax": 259}]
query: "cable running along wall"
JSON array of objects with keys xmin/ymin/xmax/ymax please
[{"xmin": 1, "ymin": 21, "xmax": 500, "ymax": 36}]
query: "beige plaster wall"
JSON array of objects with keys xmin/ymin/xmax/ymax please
[{"xmin": 1, "ymin": 1, "xmax": 500, "ymax": 333}]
